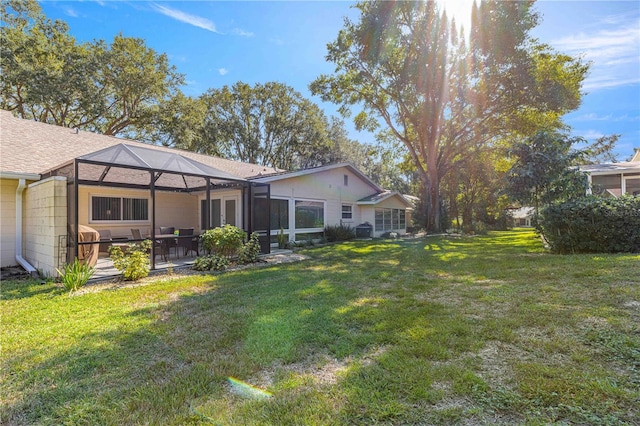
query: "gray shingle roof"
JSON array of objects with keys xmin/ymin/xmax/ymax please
[
  {"xmin": 0, "ymin": 110, "xmax": 283, "ymax": 179},
  {"xmin": 357, "ymin": 191, "xmax": 414, "ymax": 207}
]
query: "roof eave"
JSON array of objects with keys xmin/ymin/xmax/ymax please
[
  {"xmin": 0, "ymin": 171, "xmax": 41, "ymax": 181},
  {"xmin": 357, "ymin": 191, "xmax": 415, "ymax": 208},
  {"xmin": 252, "ymin": 162, "xmax": 383, "ymax": 192}
]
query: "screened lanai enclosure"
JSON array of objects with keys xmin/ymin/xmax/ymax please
[{"xmin": 44, "ymin": 143, "xmax": 270, "ymax": 273}]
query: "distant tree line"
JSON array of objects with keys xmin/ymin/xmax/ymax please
[
  {"xmin": 1, "ymin": 0, "xmax": 407, "ymax": 185},
  {"xmin": 1, "ymin": 0, "xmax": 622, "ymax": 233}
]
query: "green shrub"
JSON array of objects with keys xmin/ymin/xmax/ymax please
[
  {"xmin": 193, "ymin": 254, "xmax": 229, "ymax": 271},
  {"xmin": 201, "ymin": 225, "xmax": 245, "ymax": 258},
  {"xmin": 57, "ymin": 257, "xmax": 94, "ymax": 293},
  {"xmin": 238, "ymin": 232, "xmax": 261, "ymax": 264},
  {"xmin": 109, "ymin": 240, "xmax": 152, "ymax": 281},
  {"xmin": 538, "ymin": 195, "xmax": 640, "ymax": 254},
  {"xmin": 324, "ymin": 224, "xmax": 355, "ymax": 242}
]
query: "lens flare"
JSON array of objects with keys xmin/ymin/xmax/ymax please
[{"xmin": 227, "ymin": 376, "xmax": 273, "ymax": 399}]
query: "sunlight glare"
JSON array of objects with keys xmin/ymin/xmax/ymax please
[{"xmin": 436, "ymin": 0, "xmax": 475, "ymax": 35}]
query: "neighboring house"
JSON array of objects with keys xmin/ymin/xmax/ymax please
[
  {"xmin": 579, "ymin": 149, "xmax": 640, "ymax": 197},
  {"xmin": 0, "ymin": 110, "xmax": 412, "ymax": 276},
  {"xmin": 510, "ymin": 207, "xmax": 535, "ymax": 227}
]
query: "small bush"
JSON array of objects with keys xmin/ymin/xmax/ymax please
[
  {"xmin": 277, "ymin": 228, "xmax": 287, "ymax": 249},
  {"xmin": 201, "ymin": 225, "xmax": 245, "ymax": 258},
  {"xmin": 57, "ymin": 257, "xmax": 94, "ymax": 293},
  {"xmin": 324, "ymin": 224, "xmax": 355, "ymax": 242},
  {"xmin": 109, "ymin": 240, "xmax": 152, "ymax": 281},
  {"xmin": 238, "ymin": 232, "xmax": 261, "ymax": 264},
  {"xmin": 538, "ymin": 195, "xmax": 640, "ymax": 254},
  {"xmin": 193, "ymin": 254, "xmax": 229, "ymax": 271}
]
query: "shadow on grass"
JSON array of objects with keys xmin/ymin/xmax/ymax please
[
  {"xmin": 4, "ymin": 230, "xmax": 638, "ymax": 424},
  {"xmin": 0, "ymin": 279, "xmax": 62, "ymax": 301}
]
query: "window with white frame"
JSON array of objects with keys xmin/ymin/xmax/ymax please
[
  {"xmin": 374, "ymin": 208, "xmax": 406, "ymax": 232},
  {"xmin": 295, "ymin": 200, "xmax": 324, "ymax": 228},
  {"xmin": 91, "ymin": 196, "xmax": 148, "ymax": 222},
  {"xmin": 341, "ymin": 204, "xmax": 353, "ymax": 220}
]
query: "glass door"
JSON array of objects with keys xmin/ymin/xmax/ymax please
[
  {"xmin": 223, "ymin": 197, "xmax": 237, "ymax": 226},
  {"xmin": 201, "ymin": 196, "xmax": 239, "ymax": 229}
]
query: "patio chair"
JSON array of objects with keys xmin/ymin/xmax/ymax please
[
  {"xmin": 177, "ymin": 228, "xmax": 199, "ymax": 257},
  {"xmin": 131, "ymin": 228, "xmax": 142, "ymax": 240},
  {"xmin": 159, "ymin": 227, "xmax": 177, "ymax": 257},
  {"xmin": 132, "ymin": 228, "xmax": 167, "ymax": 261},
  {"xmin": 98, "ymin": 229, "xmax": 113, "ymax": 254}
]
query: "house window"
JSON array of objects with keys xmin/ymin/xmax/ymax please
[
  {"xmin": 92, "ymin": 196, "xmax": 148, "ymax": 222},
  {"xmin": 341, "ymin": 204, "xmax": 353, "ymax": 220},
  {"xmin": 375, "ymin": 208, "xmax": 385, "ymax": 231},
  {"xmin": 295, "ymin": 200, "xmax": 324, "ymax": 228},
  {"xmin": 375, "ymin": 208, "xmax": 406, "ymax": 232},
  {"xmin": 344, "ymin": 174, "xmax": 349, "ymax": 186},
  {"xmin": 591, "ymin": 174, "xmax": 621, "ymax": 195},
  {"xmin": 383, "ymin": 208, "xmax": 392, "ymax": 230},
  {"xmin": 625, "ymin": 177, "xmax": 640, "ymax": 196},
  {"xmin": 270, "ymin": 198, "xmax": 289, "ymax": 230}
]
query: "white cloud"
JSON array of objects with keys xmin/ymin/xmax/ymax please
[
  {"xmin": 218, "ymin": 68, "xmax": 229, "ymax": 76},
  {"xmin": 577, "ymin": 129, "xmax": 606, "ymax": 140},
  {"xmin": 552, "ymin": 16, "xmax": 640, "ymax": 91},
  {"xmin": 582, "ymin": 75, "xmax": 640, "ymax": 91},
  {"xmin": 572, "ymin": 112, "xmax": 640, "ymax": 123},
  {"xmin": 64, "ymin": 7, "xmax": 79, "ymax": 18},
  {"xmin": 232, "ymin": 28, "xmax": 254, "ymax": 37},
  {"xmin": 572, "ymin": 112, "xmax": 612, "ymax": 121},
  {"xmin": 269, "ymin": 36, "xmax": 286, "ymax": 46},
  {"xmin": 150, "ymin": 3, "xmax": 219, "ymax": 33}
]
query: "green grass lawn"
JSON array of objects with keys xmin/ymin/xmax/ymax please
[{"xmin": 2, "ymin": 229, "xmax": 639, "ymax": 425}]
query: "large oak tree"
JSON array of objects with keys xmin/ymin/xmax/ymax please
[
  {"xmin": 311, "ymin": 0, "xmax": 587, "ymax": 231},
  {"xmin": 1, "ymin": 0, "xmax": 183, "ymax": 139},
  {"xmin": 191, "ymin": 82, "xmax": 335, "ymax": 171}
]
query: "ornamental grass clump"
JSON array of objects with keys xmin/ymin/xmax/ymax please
[
  {"xmin": 57, "ymin": 257, "xmax": 94, "ymax": 294},
  {"xmin": 324, "ymin": 224, "xmax": 356, "ymax": 242},
  {"xmin": 109, "ymin": 240, "xmax": 152, "ymax": 281}
]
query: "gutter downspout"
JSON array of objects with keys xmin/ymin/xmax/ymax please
[{"xmin": 16, "ymin": 179, "xmax": 38, "ymax": 276}]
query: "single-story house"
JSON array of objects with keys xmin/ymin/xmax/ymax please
[
  {"xmin": 510, "ymin": 207, "xmax": 535, "ymax": 227},
  {"xmin": 580, "ymin": 149, "xmax": 640, "ymax": 197},
  {"xmin": 0, "ymin": 110, "xmax": 412, "ymax": 277}
]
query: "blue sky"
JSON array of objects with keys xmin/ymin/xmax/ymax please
[{"xmin": 38, "ymin": 0, "xmax": 640, "ymax": 161}]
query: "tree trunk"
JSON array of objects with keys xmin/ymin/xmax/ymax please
[{"xmin": 427, "ymin": 162, "xmax": 441, "ymax": 233}]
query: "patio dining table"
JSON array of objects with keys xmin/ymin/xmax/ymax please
[{"xmin": 154, "ymin": 233, "xmax": 200, "ymax": 259}]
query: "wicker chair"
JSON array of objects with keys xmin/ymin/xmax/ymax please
[
  {"xmin": 159, "ymin": 227, "xmax": 177, "ymax": 257},
  {"xmin": 177, "ymin": 228, "xmax": 199, "ymax": 257},
  {"xmin": 132, "ymin": 228, "xmax": 166, "ymax": 261}
]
